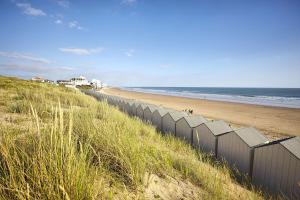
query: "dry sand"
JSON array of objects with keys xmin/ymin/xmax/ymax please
[
  {"xmin": 101, "ymin": 87, "xmax": 300, "ymax": 139},
  {"xmin": 144, "ymin": 173, "xmax": 204, "ymax": 200}
]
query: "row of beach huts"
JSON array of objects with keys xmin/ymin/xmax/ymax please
[{"xmin": 84, "ymin": 90, "xmax": 300, "ymax": 200}]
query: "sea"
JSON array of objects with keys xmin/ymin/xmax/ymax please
[{"xmin": 124, "ymin": 87, "xmax": 300, "ymax": 109}]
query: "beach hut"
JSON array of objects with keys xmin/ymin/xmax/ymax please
[
  {"xmin": 151, "ymin": 108, "xmax": 170, "ymax": 131},
  {"xmin": 217, "ymin": 127, "xmax": 269, "ymax": 176},
  {"xmin": 120, "ymin": 99, "xmax": 128, "ymax": 112},
  {"xmin": 252, "ymin": 136, "xmax": 300, "ymax": 199},
  {"xmin": 119, "ymin": 98, "xmax": 127, "ymax": 112},
  {"xmin": 106, "ymin": 96, "xmax": 112, "ymax": 104},
  {"xmin": 117, "ymin": 98, "xmax": 123, "ymax": 107},
  {"xmin": 108, "ymin": 96, "xmax": 116, "ymax": 105},
  {"xmin": 162, "ymin": 111, "xmax": 188, "ymax": 135},
  {"xmin": 115, "ymin": 98, "xmax": 121, "ymax": 107},
  {"xmin": 143, "ymin": 105, "xmax": 158, "ymax": 122},
  {"xmin": 125, "ymin": 101, "xmax": 134, "ymax": 115},
  {"xmin": 176, "ymin": 115, "xmax": 207, "ymax": 144},
  {"xmin": 101, "ymin": 94, "xmax": 109, "ymax": 102},
  {"xmin": 113, "ymin": 98, "xmax": 119, "ymax": 107},
  {"xmin": 95, "ymin": 92, "xmax": 103, "ymax": 101},
  {"xmin": 192, "ymin": 120, "xmax": 233, "ymax": 156},
  {"xmin": 95, "ymin": 92, "xmax": 104, "ymax": 100},
  {"xmin": 83, "ymin": 90, "xmax": 93, "ymax": 97},
  {"xmin": 136, "ymin": 104, "xmax": 148, "ymax": 119},
  {"xmin": 131, "ymin": 102, "xmax": 141, "ymax": 116}
]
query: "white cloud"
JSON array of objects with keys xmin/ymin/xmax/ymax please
[
  {"xmin": 60, "ymin": 66, "xmax": 75, "ymax": 71},
  {"xmin": 16, "ymin": 3, "xmax": 46, "ymax": 16},
  {"xmin": 0, "ymin": 63, "xmax": 75, "ymax": 73},
  {"xmin": 124, "ymin": 49, "xmax": 135, "ymax": 57},
  {"xmin": 59, "ymin": 48, "xmax": 104, "ymax": 55},
  {"xmin": 122, "ymin": 0, "xmax": 137, "ymax": 5},
  {"xmin": 0, "ymin": 51, "xmax": 51, "ymax": 64},
  {"xmin": 68, "ymin": 21, "xmax": 83, "ymax": 30},
  {"xmin": 57, "ymin": 0, "xmax": 70, "ymax": 8},
  {"xmin": 55, "ymin": 19, "xmax": 63, "ymax": 24}
]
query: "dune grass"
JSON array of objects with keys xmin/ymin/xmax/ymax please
[{"xmin": 0, "ymin": 76, "xmax": 268, "ymax": 199}]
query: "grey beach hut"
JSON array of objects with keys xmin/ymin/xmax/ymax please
[
  {"xmin": 151, "ymin": 108, "xmax": 170, "ymax": 131},
  {"xmin": 143, "ymin": 105, "xmax": 158, "ymax": 122},
  {"xmin": 176, "ymin": 115, "xmax": 207, "ymax": 144},
  {"xmin": 136, "ymin": 104, "xmax": 148, "ymax": 119},
  {"xmin": 252, "ymin": 136, "xmax": 300, "ymax": 199},
  {"xmin": 193, "ymin": 120, "xmax": 233, "ymax": 156},
  {"xmin": 162, "ymin": 111, "xmax": 188, "ymax": 135},
  {"xmin": 217, "ymin": 127, "xmax": 269, "ymax": 176},
  {"xmin": 125, "ymin": 101, "xmax": 134, "ymax": 115},
  {"xmin": 131, "ymin": 102, "xmax": 141, "ymax": 116}
]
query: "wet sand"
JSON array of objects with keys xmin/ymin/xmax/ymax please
[{"xmin": 101, "ymin": 87, "xmax": 300, "ymax": 139}]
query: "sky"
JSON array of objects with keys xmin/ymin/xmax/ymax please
[{"xmin": 0, "ymin": 0, "xmax": 300, "ymax": 87}]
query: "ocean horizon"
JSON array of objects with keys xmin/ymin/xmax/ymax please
[{"xmin": 123, "ymin": 87, "xmax": 300, "ymax": 109}]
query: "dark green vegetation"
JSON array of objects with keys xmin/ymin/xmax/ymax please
[
  {"xmin": 0, "ymin": 76, "xmax": 265, "ymax": 199},
  {"xmin": 76, "ymin": 85, "xmax": 93, "ymax": 90}
]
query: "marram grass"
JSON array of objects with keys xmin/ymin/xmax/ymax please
[{"xmin": 0, "ymin": 76, "xmax": 269, "ymax": 199}]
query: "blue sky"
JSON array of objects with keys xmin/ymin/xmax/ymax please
[{"xmin": 0, "ymin": 0, "xmax": 300, "ymax": 87}]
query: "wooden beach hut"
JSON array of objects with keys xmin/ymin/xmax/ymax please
[
  {"xmin": 95, "ymin": 92, "xmax": 103, "ymax": 101},
  {"xmin": 252, "ymin": 136, "xmax": 300, "ymax": 199},
  {"xmin": 143, "ymin": 105, "xmax": 158, "ymax": 122},
  {"xmin": 113, "ymin": 98, "xmax": 120, "ymax": 107},
  {"xmin": 115, "ymin": 98, "xmax": 121, "ymax": 107},
  {"xmin": 151, "ymin": 108, "xmax": 172, "ymax": 131},
  {"xmin": 192, "ymin": 120, "xmax": 233, "ymax": 156},
  {"xmin": 102, "ymin": 94, "xmax": 109, "ymax": 102},
  {"xmin": 108, "ymin": 96, "xmax": 118, "ymax": 106},
  {"xmin": 121, "ymin": 99, "xmax": 129, "ymax": 112},
  {"xmin": 136, "ymin": 104, "xmax": 148, "ymax": 119},
  {"xmin": 125, "ymin": 101, "xmax": 134, "ymax": 115},
  {"xmin": 119, "ymin": 99, "xmax": 126, "ymax": 112},
  {"xmin": 95, "ymin": 93, "xmax": 105, "ymax": 101},
  {"xmin": 84, "ymin": 90, "xmax": 94, "ymax": 97},
  {"xmin": 107, "ymin": 96, "xmax": 113, "ymax": 105},
  {"xmin": 217, "ymin": 127, "xmax": 269, "ymax": 176},
  {"xmin": 131, "ymin": 102, "xmax": 141, "ymax": 116},
  {"xmin": 162, "ymin": 111, "xmax": 188, "ymax": 135},
  {"xmin": 176, "ymin": 115, "xmax": 207, "ymax": 144}
]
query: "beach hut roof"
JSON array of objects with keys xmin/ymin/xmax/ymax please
[
  {"xmin": 205, "ymin": 120, "xmax": 233, "ymax": 136},
  {"xmin": 168, "ymin": 111, "xmax": 188, "ymax": 121},
  {"xmin": 281, "ymin": 136, "xmax": 300, "ymax": 159},
  {"xmin": 127, "ymin": 101, "xmax": 134, "ymax": 106},
  {"xmin": 182, "ymin": 115, "xmax": 207, "ymax": 128},
  {"xmin": 137, "ymin": 104, "xmax": 148, "ymax": 109},
  {"xmin": 133, "ymin": 102, "xmax": 142, "ymax": 107},
  {"xmin": 234, "ymin": 127, "xmax": 268, "ymax": 147},
  {"xmin": 146, "ymin": 105, "xmax": 157, "ymax": 112},
  {"xmin": 154, "ymin": 108, "xmax": 169, "ymax": 117}
]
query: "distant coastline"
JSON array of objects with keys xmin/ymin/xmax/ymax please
[{"xmin": 124, "ymin": 87, "xmax": 300, "ymax": 109}]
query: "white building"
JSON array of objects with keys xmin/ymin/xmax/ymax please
[
  {"xmin": 70, "ymin": 76, "xmax": 90, "ymax": 86},
  {"xmin": 91, "ymin": 79, "xmax": 102, "ymax": 89}
]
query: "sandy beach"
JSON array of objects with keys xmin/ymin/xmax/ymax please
[{"xmin": 102, "ymin": 87, "xmax": 300, "ymax": 139}]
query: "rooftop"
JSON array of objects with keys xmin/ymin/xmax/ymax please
[
  {"xmin": 281, "ymin": 136, "xmax": 300, "ymax": 159},
  {"xmin": 204, "ymin": 120, "xmax": 233, "ymax": 136},
  {"xmin": 234, "ymin": 127, "xmax": 269, "ymax": 147}
]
